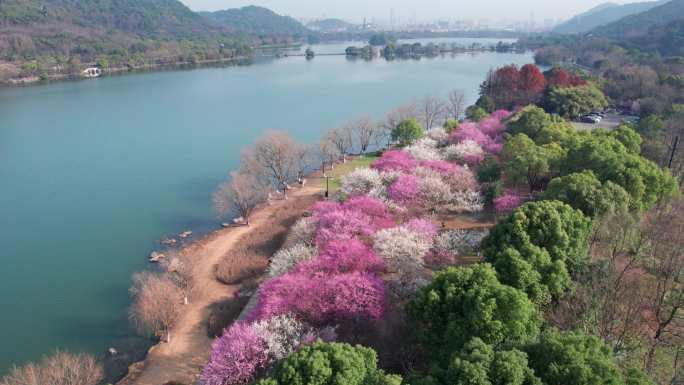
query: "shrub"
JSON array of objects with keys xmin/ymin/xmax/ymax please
[
  {"xmin": 268, "ymin": 243, "xmax": 318, "ymax": 277},
  {"xmin": 0, "ymin": 352, "xmax": 103, "ymax": 385}
]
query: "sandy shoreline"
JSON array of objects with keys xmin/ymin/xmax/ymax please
[{"xmin": 116, "ymin": 183, "xmax": 323, "ymax": 385}]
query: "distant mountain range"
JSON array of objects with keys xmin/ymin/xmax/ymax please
[
  {"xmin": 306, "ymin": 18, "xmax": 357, "ymax": 32},
  {"xmin": 200, "ymin": 6, "xmax": 311, "ymax": 37},
  {"xmin": 553, "ymin": 0, "xmax": 668, "ymax": 34},
  {"xmin": 591, "ymin": 0, "xmax": 684, "ymax": 56}
]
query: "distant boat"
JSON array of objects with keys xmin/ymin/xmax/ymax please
[{"xmin": 82, "ymin": 67, "xmax": 102, "ymax": 78}]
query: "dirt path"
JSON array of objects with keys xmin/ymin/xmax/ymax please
[{"xmin": 119, "ymin": 185, "xmax": 321, "ymax": 385}]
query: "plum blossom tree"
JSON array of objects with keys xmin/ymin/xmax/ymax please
[
  {"xmin": 249, "ymin": 272, "xmax": 385, "ymax": 324},
  {"xmin": 294, "ymin": 239, "xmax": 385, "ymax": 275},
  {"xmin": 201, "ymin": 315, "xmax": 336, "ymax": 385},
  {"xmin": 373, "ymin": 225, "xmax": 432, "ymax": 274},
  {"xmin": 419, "ymin": 160, "xmax": 461, "ymax": 176},
  {"xmin": 201, "ymin": 323, "xmax": 270, "ymax": 385},
  {"xmin": 282, "ymin": 217, "xmax": 316, "ymax": 249},
  {"xmin": 405, "ymin": 218, "xmax": 438, "ymax": 240},
  {"xmin": 452, "ymin": 190, "xmax": 485, "ymax": 212},
  {"xmin": 267, "ymin": 243, "xmax": 318, "ymax": 277},
  {"xmin": 478, "ymin": 117, "xmax": 506, "ymax": 138},
  {"xmin": 371, "ymin": 150, "xmax": 417, "ymax": 173},
  {"xmin": 427, "ymin": 127, "xmax": 449, "ymax": 145},
  {"xmin": 405, "ymin": 138, "xmax": 443, "ymax": 161},
  {"xmin": 491, "ymin": 109, "xmax": 513, "ymax": 120},
  {"xmin": 451, "ymin": 139, "xmax": 486, "ymax": 164},
  {"xmin": 418, "ymin": 174, "xmax": 453, "ymax": 208},
  {"xmin": 443, "ymin": 165, "xmax": 479, "ymax": 192},
  {"xmin": 340, "ymin": 168, "xmax": 384, "ymax": 197},
  {"xmin": 314, "ymin": 208, "xmax": 374, "ymax": 246},
  {"xmin": 387, "ymin": 174, "xmax": 419, "ymax": 204},
  {"xmin": 494, "ymin": 193, "xmax": 524, "ymax": 214}
]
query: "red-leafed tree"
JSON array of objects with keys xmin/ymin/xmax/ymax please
[
  {"xmin": 481, "ymin": 64, "xmax": 521, "ymax": 109},
  {"xmin": 545, "ymin": 68, "xmax": 586, "ymax": 88},
  {"xmin": 518, "ymin": 64, "xmax": 547, "ymax": 105}
]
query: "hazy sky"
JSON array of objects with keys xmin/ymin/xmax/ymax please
[{"xmin": 182, "ymin": 0, "xmax": 645, "ymax": 22}]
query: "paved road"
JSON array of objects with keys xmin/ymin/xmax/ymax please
[{"xmin": 572, "ymin": 113, "xmax": 635, "ymax": 131}]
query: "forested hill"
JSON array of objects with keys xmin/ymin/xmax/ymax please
[
  {"xmin": 200, "ymin": 6, "xmax": 310, "ymax": 37},
  {"xmin": 0, "ymin": 0, "xmax": 216, "ymax": 38},
  {"xmin": 592, "ymin": 0, "xmax": 684, "ymax": 38},
  {"xmin": 591, "ymin": 0, "xmax": 684, "ymax": 56},
  {"xmin": 553, "ymin": 0, "xmax": 667, "ymax": 34}
]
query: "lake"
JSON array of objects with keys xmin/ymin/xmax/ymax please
[{"xmin": 0, "ymin": 38, "xmax": 533, "ymax": 374}]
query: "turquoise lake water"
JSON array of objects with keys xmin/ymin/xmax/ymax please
[{"xmin": 0, "ymin": 38, "xmax": 533, "ymax": 374}]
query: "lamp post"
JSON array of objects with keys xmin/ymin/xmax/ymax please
[{"xmin": 325, "ymin": 175, "xmax": 330, "ymax": 198}]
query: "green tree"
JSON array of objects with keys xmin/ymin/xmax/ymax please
[
  {"xmin": 443, "ymin": 118, "xmax": 459, "ymax": 133},
  {"xmin": 541, "ymin": 84, "xmax": 608, "ymax": 120},
  {"xmin": 255, "ymin": 341, "xmax": 402, "ymax": 385},
  {"xmin": 562, "ymin": 134, "xmax": 678, "ymax": 210},
  {"xmin": 465, "ymin": 105, "xmax": 488, "ymax": 122},
  {"xmin": 408, "ymin": 264, "xmax": 541, "ymax": 362},
  {"xmin": 523, "ymin": 330, "xmax": 642, "ymax": 385},
  {"xmin": 475, "ymin": 95, "xmax": 496, "ymax": 113},
  {"xmin": 412, "ymin": 338, "xmax": 541, "ymax": 385},
  {"xmin": 478, "ymin": 155, "xmax": 503, "ymax": 183},
  {"xmin": 482, "ymin": 200, "xmax": 592, "ymax": 303},
  {"xmin": 543, "ymin": 171, "xmax": 631, "ymax": 217},
  {"xmin": 636, "ymin": 115, "xmax": 664, "ymax": 140},
  {"xmin": 506, "ymin": 106, "xmax": 553, "ymax": 141},
  {"xmin": 502, "ymin": 134, "xmax": 564, "ymax": 192},
  {"xmin": 610, "ymin": 125, "xmax": 642, "ymax": 155},
  {"xmin": 391, "ymin": 118, "xmax": 424, "ymax": 146}
]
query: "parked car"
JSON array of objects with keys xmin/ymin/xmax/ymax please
[{"xmin": 581, "ymin": 115, "xmax": 601, "ymax": 123}]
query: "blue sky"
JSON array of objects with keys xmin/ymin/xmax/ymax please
[{"xmin": 181, "ymin": 0, "xmax": 646, "ymax": 22}]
